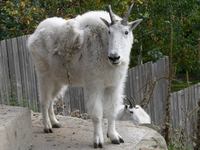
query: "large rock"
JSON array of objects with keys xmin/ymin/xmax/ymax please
[
  {"xmin": 0, "ymin": 105, "xmax": 32, "ymax": 150},
  {"xmin": 31, "ymin": 113, "xmax": 168, "ymax": 150}
]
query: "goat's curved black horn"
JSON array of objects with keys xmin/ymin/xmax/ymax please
[
  {"xmin": 130, "ymin": 96, "xmax": 136, "ymax": 107},
  {"xmin": 121, "ymin": 3, "xmax": 134, "ymax": 25},
  {"xmin": 107, "ymin": 5, "xmax": 117, "ymax": 24},
  {"xmin": 126, "ymin": 97, "xmax": 133, "ymax": 108}
]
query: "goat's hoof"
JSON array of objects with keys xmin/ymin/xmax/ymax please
[
  {"xmin": 111, "ymin": 139, "xmax": 120, "ymax": 144},
  {"xmin": 94, "ymin": 142, "xmax": 103, "ymax": 148},
  {"xmin": 111, "ymin": 137, "xmax": 124, "ymax": 144},
  {"xmin": 94, "ymin": 143, "xmax": 98, "ymax": 148},
  {"xmin": 119, "ymin": 137, "xmax": 124, "ymax": 143},
  {"xmin": 52, "ymin": 123, "xmax": 62, "ymax": 128},
  {"xmin": 98, "ymin": 143, "xmax": 103, "ymax": 148},
  {"xmin": 44, "ymin": 128, "xmax": 53, "ymax": 133}
]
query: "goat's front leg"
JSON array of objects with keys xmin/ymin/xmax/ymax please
[
  {"xmin": 85, "ymin": 86, "xmax": 104, "ymax": 148},
  {"xmin": 104, "ymin": 87, "xmax": 124, "ymax": 144},
  {"xmin": 107, "ymin": 118, "xmax": 124, "ymax": 144}
]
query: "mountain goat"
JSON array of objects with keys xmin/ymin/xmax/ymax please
[
  {"xmin": 27, "ymin": 4, "xmax": 142, "ymax": 148},
  {"xmin": 117, "ymin": 97, "xmax": 151, "ymax": 125}
]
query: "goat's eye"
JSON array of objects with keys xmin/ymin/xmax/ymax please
[
  {"xmin": 130, "ymin": 111, "xmax": 133, "ymax": 114},
  {"xmin": 125, "ymin": 31, "xmax": 128, "ymax": 35},
  {"xmin": 108, "ymin": 30, "xmax": 111, "ymax": 34}
]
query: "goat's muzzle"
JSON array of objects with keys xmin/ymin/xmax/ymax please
[{"xmin": 108, "ymin": 53, "xmax": 120, "ymax": 65}]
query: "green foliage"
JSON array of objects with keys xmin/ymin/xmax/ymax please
[
  {"xmin": 129, "ymin": 0, "xmax": 200, "ymax": 75},
  {"xmin": 0, "ymin": 0, "xmax": 199, "ymax": 78}
]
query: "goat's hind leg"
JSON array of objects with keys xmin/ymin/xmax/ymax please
[
  {"xmin": 40, "ymin": 94, "xmax": 53, "ymax": 133},
  {"xmin": 49, "ymin": 101, "xmax": 62, "ymax": 128},
  {"xmin": 38, "ymin": 77, "xmax": 53, "ymax": 133},
  {"xmin": 49, "ymin": 85, "xmax": 67, "ymax": 128}
]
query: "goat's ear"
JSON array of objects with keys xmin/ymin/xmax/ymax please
[
  {"xmin": 100, "ymin": 17, "xmax": 110, "ymax": 27},
  {"xmin": 129, "ymin": 19, "xmax": 143, "ymax": 30}
]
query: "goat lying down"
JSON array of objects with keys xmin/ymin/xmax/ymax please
[
  {"xmin": 117, "ymin": 104, "xmax": 151, "ymax": 125},
  {"xmin": 117, "ymin": 97, "xmax": 151, "ymax": 124},
  {"xmin": 28, "ymin": 4, "xmax": 142, "ymax": 148}
]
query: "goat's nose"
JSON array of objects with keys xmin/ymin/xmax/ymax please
[{"xmin": 108, "ymin": 53, "xmax": 120, "ymax": 62}]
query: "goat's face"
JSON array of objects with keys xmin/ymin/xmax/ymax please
[
  {"xmin": 107, "ymin": 22, "xmax": 133, "ymax": 66},
  {"xmin": 101, "ymin": 5, "xmax": 142, "ymax": 66},
  {"xmin": 124, "ymin": 104, "xmax": 151, "ymax": 125}
]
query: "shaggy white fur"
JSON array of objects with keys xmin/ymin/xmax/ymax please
[{"xmin": 28, "ymin": 5, "xmax": 142, "ymax": 148}]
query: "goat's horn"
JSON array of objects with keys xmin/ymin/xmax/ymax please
[
  {"xmin": 126, "ymin": 97, "xmax": 133, "ymax": 108},
  {"xmin": 108, "ymin": 5, "xmax": 117, "ymax": 24},
  {"xmin": 130, "ymin": 96, "xmax": 136, "ymax": 107},
  {"xmin": 121, "ymin": 3, "xmax": 134, "ymax": 25}
]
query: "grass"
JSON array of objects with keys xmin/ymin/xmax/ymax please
[{"xmin": 7, "ymin": 94, "xmax": 38, "ymax": 112}]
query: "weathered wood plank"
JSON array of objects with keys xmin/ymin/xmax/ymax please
[
  {"xmin": 0, "ymin": 41, "xmax": 4, "ymax": 104},
  {"xmin": 11, "ymin": 37, "xmax": 23, "ymax": 105},
  {"xmin": 170, "ymin": 93, "xmax": 175, "ymax": 128},
  {"xmin": 17, "ymin": 36, "xmax": 28, "ymax": 106},
  {"xmin": 6, "ymin": 38, "xmax": 18, "ymax": 105},
  {"xmin": 2, "ymin": 40, "xmax": 11, "ymax": 104}
]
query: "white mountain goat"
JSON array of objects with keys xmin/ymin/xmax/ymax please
[
  {"xmin": 117, "ymin": 97, "xmax": 151, "ymax": 125},
  {"xmin": 27, "ymin": 4, "xmax": 142, "ymax": 148}
]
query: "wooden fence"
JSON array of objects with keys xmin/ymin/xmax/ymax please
[
  {"xmin": 170, "ymin": 83, "xmax": 200, "ymax": 148},
  {"xmin": 125, "ymin": 57, "xmax": 169, "ymax": 125},
  {"xmin": 0, "ymin": 36, "xmax": 199, "ymax": 145},
  {"xmin": 0, "ymin": 35, "xmax": 39, "ymax": 111}
]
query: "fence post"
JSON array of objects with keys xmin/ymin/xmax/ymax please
[{"xmin": 162, "ymin": 57, "xmax": 171, "ymax": 145}]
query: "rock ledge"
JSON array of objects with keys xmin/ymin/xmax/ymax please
[
  {"xmin": 0, "ymin": 105, "xmax": 32, "ymax": 150},
  {"xmin": 32, "ymin": 113, "xmax": 167, "ymax": 150}
]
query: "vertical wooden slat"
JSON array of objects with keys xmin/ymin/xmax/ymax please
[
  {"xmin": 126, "ymin": 69, "xmax": 131, "ymax": 98},
  {"xmin": 17, "ymin": 36, "xmax": 28, "ymax": 106},
  {"xmin": 24, "ymin": 36, "xmax": 32, "ymax": 107},
  {"xmin": 141, "ymin": 62, "xmax": 146, "ymax": 110},
  {"xmin": 131, "ymin": 68, "xmax": 137, "ymax": 102},
  {"xmin": 129, "ymin": 68, "xmax": 134, "ymax": 99},
  {"xmin": 138, "ymin": 63, "xmax": 142, "ymax": 101},
  {"xmin": 147, "ymin": 62, "xmax": 154, "ymax": 122},
  {"xmin": 6, "ymin": 38, "xmax": 18, "ymax": 105},
  {"xmin": 11, "ymin": 37, "xmax": 23, "ymax": 105},
  {"xmin": 63, "ymin": 87, "xmax": 71, "ymax": 115},
  {"xmin": 174, "ymin": 92, "xmax": 179, "ymax": 128},
  {"xmin": 187, "ymin": 86, "xmax": 192, "ymax": 136},
  {"xmin": 170, "ymin": 93, "xmax": 175, "ymax": 128},
  {"xmin": 0, "ymin": 41, "xmax": 4, "ymax": 103},
  {"xmin": 1, "ymin": 40, "xmax": 11, "ymax": 104},
  {"xmin": 80, "ymin": 87, "xmax": 85, "ymax": 113},
  {"xmin": 153, "ymin": 60, "xmax": 159, "ymax": 124}
]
